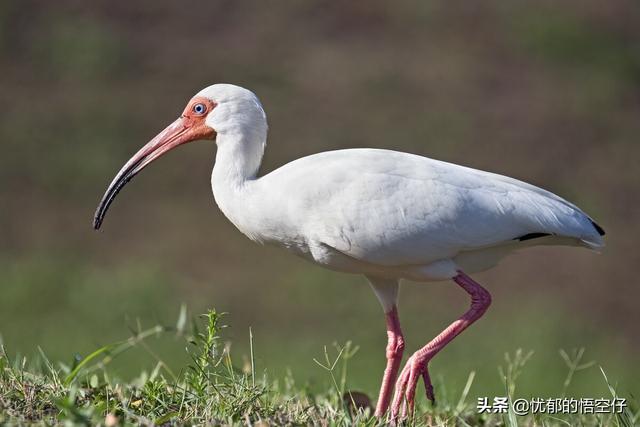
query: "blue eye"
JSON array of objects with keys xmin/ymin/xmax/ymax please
[{"xmin": 193, "ymin": 103, "xmax": 206, "ymax": 114}]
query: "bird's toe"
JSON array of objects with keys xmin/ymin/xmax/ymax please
[{"xmin": 422, "ymin": 369, "xmax": 435, "ymax": 403}]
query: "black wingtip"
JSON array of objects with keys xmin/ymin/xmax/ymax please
[
  {"xmin": 516, "ymin": 232, "xmax": 551, "ymax": 242},
  {"xmin": 590, "ymin": 220, "xmax": 605, "ymax": 236}
]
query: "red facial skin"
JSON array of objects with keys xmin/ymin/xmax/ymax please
[{"xmin": 179, "ymin": 97, "xmax": 218, "ymax": 140}]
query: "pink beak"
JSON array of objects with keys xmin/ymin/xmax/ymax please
[{"xmin": 93, "ymin": 115, "xmax": 214, "ymax": 229}]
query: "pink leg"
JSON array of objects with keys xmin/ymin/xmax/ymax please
[
  {"xmin": 374, "ymin": 305, "xmax": 405, "ymax": 417},
  {"xmin": 390, "ymin": 271, "xmax": 492, "ymax": 420}
]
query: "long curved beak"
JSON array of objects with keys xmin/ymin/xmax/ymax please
[{"xmin": 93, "ymin": 117, "xmax": 214, "ymax": 230}]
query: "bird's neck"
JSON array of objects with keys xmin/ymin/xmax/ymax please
[
  {"xmin": 212, "ymin": 130, "xmax": 265, "ymax": 185},
  {"xmin": 210, "ymin": 129, "xmax": 267, "ymax": 239}
]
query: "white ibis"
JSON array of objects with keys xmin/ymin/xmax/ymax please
[{"xmin": 94, "ymin": 84, "xmax": 605, "ymax": 419}]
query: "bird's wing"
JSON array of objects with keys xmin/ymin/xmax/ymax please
[{"xmin": 260, "ymin": 149, "xmax": 604, "ymax": 267}]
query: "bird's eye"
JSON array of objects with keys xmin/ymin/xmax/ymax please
[{"xmin": 193, "ymin": 103, "xmax": 207, "ymax": 115}]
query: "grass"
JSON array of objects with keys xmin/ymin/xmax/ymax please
[{"xmin": 0, "ymin": 307, "xmax": 636, "ymax": 426}]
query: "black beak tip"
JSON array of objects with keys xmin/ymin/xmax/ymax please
[
  {"xmin": 93, "ymin": 206, "xmax": 105, "ymax": 230},
  {"xmin": 92, "ymin": 153, "xmax": 143, "ymax": 232},
  {"xmin": 93, "ymin": 216, "xmax": 102, "ymax": 230}
]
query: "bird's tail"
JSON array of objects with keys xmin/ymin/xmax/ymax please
[{"xmin": 580, "ymin": 219, "xmax": 606, "ymax": 249}]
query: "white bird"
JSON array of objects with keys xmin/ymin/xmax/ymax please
[{"xmin": 94, "ymin": 84, "xmax": 605, "ymax": 419}]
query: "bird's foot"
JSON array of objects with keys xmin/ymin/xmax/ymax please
[{"xmin": 389, "ymin": 352, "xmax": 435, "ymax": 421}]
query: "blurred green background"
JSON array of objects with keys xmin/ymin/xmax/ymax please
[{"xmin": 1, "ymin": 0, "xmax": 638, "ymax": 402}]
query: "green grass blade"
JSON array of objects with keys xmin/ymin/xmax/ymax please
[
  {"xmin": 600, "ymin": 367, "xmax": 634, "ymax": 427},
  {"xmin": 63, "ymin": 344, "xmax": 114, "ymax": 385}
]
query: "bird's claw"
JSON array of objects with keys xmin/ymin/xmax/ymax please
[
  {"xmin": 422, "ymin": 370, "xmax": 435, "ymax": 404},
  {"xmin": 389, "ymin": 354, "xmax": 435, "ymax": 421}
]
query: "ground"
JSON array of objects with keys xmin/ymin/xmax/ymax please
[{"xmin": 0, "ymin": 308, "xmax": 635, "ymax": 426}]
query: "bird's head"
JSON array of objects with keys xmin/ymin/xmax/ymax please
[{"xmin": 93, "ymin": 84, "xmax": 266, "ymax": 230}]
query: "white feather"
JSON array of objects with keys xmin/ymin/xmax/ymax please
[{"xmin": 203, "ymin": 85, "xmax": 603, "ymax": 282}]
